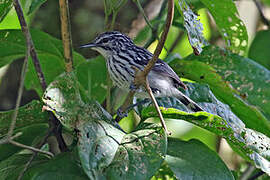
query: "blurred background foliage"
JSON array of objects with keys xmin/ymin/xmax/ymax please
[{"xmin": 1, "ymin": 0, "xmax": 270, "ymax": 179}]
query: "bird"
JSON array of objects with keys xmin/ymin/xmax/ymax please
[{"xmin": 80, "ymin": 31, "xmax": 203, "ymax": 112}]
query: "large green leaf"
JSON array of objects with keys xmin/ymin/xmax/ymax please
[
  {"xmin": 166, "ymin": 138, "xmax": 234, "ymax": 180},
  {"xmin": 23, "ymin": 152, "xmax": 88, "ymax": 180},
  {"xmin": 77, "ymin": 120, "xmax": 125, "ymax": 179},
  {"xmin": 199, "ymin": 0, "xmax": 248, "ymax": 54},
  {"xmin": 105, "ymin": 123, "xmax": 167, "ymax": 180},
  {"xmin": 170, "ymin": 47, "xmax": 270, "ymax": 137},
  {"xmin": 185, "ymin": 45, "xmax": 270, "ymax": 122},
  {"xmin": 0, "ymin": 0, "xmax": 13, "ymax": 23},
  {"xmin": 0, "ymin": 153, "xmax": 49, "ymax": 180},
  {"xmin": 75, "ymin": 56, "xmax": 107, "ymax": 103},
  {"xmin": 142, "ymin": 107, "xmax": 270, "ymax": 175},
  {"xmin": 0, "ymin": 29, "xmax": 85, "ymax": 96},
  {"xmin": 0, "ymin": 123, "xmax": 48, "ymax": 161},
  {"xmin": 42, "ymin": 72, "xmax": 167, "ymax": 180},
  {"xmin": 248, "ymin": 30, "xmax": 270, "ymax": 69},
  {"xmin": 0, "ymin": 100, "xmax": 48, "ymax": 135}
]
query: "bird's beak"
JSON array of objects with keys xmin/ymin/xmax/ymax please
[{"xmin": 79, "ymin": 43, "xmax": 97, "ymax": 49}]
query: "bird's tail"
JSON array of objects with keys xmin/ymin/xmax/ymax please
[{"xmin": 176, "ymin": 91, "xmax": 203, "ymax": 112}]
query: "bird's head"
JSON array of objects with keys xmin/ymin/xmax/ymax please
[{"xmin": 80, "ymin": 31, "xmax": 134, "ymax": 58}]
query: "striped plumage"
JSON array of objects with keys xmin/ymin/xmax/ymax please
[{"xmin": 81, "ymin": 31, "xmax": 203, "ymax": 112}]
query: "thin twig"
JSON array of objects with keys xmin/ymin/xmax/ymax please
[
  {"xmin": 144, "ymin": 79, "xmax": 170, "ymax": 134},
  {"xmin": 59, "ymin": 0, "xmax": 73, "ymax": 72},
  {"xmin": 17, "ymin": 128, "xmax": 55, "ymax": 180},
  {"xmin": 8, "ymin": 0, "xmax": 31, "ymax": 138},
  {"xmin": 13, "ymin": 0, "xmax": 67, "ymax": 157},
  {"xmin": 142, "ymin": 0, "xmax": 174, "ymax": 76},
  {"xmin": 10, "ymin": 140, "xmax": 54, "ymax": 157},
  {"xmin": 17, "ymin": 153, "xmax": 37, "ymax": 180},
  {"xmin": 253, "ymin": 0, "xmax": 270, "ymax": 28},
  {"xmin": 14, "ymin": 0, "xmax": 47, "ymax": 91},
  {"xmin": 134, "ymin": 0, "xmax": 168, "ymax": 52},
  {"xmin": 132, "ymin": 0, "xmax": 174, "ymax": 135},
  {"xmin": 0, "ymin": 132, "xmax": 22, "ymax": 145}
]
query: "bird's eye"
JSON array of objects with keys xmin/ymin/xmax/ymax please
[{"xmin": 102, "ymin": 38, "xmax": 109, "ymax": 44}]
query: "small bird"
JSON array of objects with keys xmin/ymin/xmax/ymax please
[{"xmin": 80, "ymin": 31, "xmax": 203, "ymax": 112}]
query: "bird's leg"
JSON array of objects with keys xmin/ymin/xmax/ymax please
[{"xmin": 116, "ymin": 99, "xmax": 151, "ymax": 122}]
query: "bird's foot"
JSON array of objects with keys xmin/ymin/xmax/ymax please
[
  {"xmin": 116, "ymin": 108, "xmax": 128, "ymax": 119},
  {"xmin": 129, "ymin": 82, "xmax": 138, "ymax": 91}
]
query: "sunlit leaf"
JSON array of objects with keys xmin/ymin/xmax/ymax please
[
  {"xmin": 199, "ymin": 0, "xmax": 248, "ymax": 54},
  {"xmin": 0, "ymin": 0, "xmax": 13, "ymax": 23},
  {"xmin": 174, "ymin": 0, "xmax": 206, "ymax": 55}
]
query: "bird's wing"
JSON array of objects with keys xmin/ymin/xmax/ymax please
[
  {"xmin": 152, "ymin": 59, "xmax": 187, "ymax": 89},
  {"xmin": 134, "ymin": 46, "xmax": 186, "ymax": 89}
]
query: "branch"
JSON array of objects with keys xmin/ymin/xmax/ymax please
[
  {"xmin": 59, "ymin": 0, "xmax": 73, "ymax": 72},
  {"xmin": 13, "ymin": 0, "xmax": 47, "ymax": 91},
  {"xmin": 13, "ymin": 0, "xmax": 67, "ymax": 153},
  {"xmin": 10, "ymin": 140, "xmax": 54, "ymax": 157},
  {"xmin": 142, "ymin": 0, "xmax": 174, "ymax": 76},
  {"xmin": 17, "ymin": 127, "xmax": 55, "ymax": 180},
  {"xmin": 119, "ymin": 0, "xmax": 174, "ymax": 135}
]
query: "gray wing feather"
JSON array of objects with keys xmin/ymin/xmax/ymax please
[{"xmin": 152, "ymin": 59, "xmax": 187, "ymax": 89}]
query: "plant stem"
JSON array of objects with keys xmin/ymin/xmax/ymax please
[{"xmin": 59, "ymin": 0, "xmax": 73, "ymax": 72}]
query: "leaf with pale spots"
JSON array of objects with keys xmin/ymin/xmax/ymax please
[
  {"xmin": 77, "ymin": 120, "xmax": 125, "ymax": 180},
  {"xmin": 105, "ymin": 123, "xmax": 167, "ymax": 180},
  {"xmin": 185, "ymin": 45, "xmax": 270, "ymax": 126},
  {"xmin": 199, "ymin": 0, "xmax": 248, "ymax": 54}
]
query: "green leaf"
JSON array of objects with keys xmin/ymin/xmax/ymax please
[
  {"xmin": 0, "ymin": 123, "xmax": 48, "ymax": 161},
  {"xmin": 42, "ymin": 73, "xmax": 167, "ymax": 179},
  {"xmin": 166, "ymin": 138, "xmax": 234, "ymax": 180},
  {"xmin": 105, "ymin": 123, "xmax": 167, "ymax": 180},
  {"xmin": 142, "ymin": 107, "xmax": 270, "ymax": 175},
  {"xmin": 0, "ymin": 100, "xmax": 48, "ymax": 135},
  {"xmin": 0, "ymin": 29, "xmax": 85, "ymax": 96},
  {"xmin": 27, "ymin": 0, "xmax": 47, "ymax": 15},
  {"xmin": 77, "ymin": 120, "xmax": 125, "ymax": 179},
  {"xmin": 199, "ymin": 0, "xmax": 248, "ymax": 54},
  {"xmin": 171, "ymin": 47, "xmax": 270, "ymax": 137},
  {"xmin": 152, "ymin": 162, "xmax": 177, "ymax": 180},
  {"xmin": 42, "ymin": 72, "xmax": 118, "ymax": 130},
  {"xmin": 174, "ymin": 0, "xmax": 206, "ymax": 54},
  {"xmin": 0, "ymin": 153, "xmax": 49, "ymax": 180},
  {"xmin": 76, "ymin": 56, "xmax": 108, "ymax": 103},
  {"xmin": 153, "ymin": 83, "xmax": 246, "ymax": 131},
  {"xmin": 0, "ymin": 0, "xmax": 13, "ymax": 23},
  {"xmin": 248, "ymin": 30, "xmax": 270, "ymax": 69},
  {"xmin": 23, "ymin": 152, "xmax": 88, "ymax": 180}
]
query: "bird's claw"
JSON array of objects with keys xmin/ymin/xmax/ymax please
[
  {"xmin": 129, "ymin": 83, "xmax": 138, "ymax": 91},
  {"xmin": 117, "ymin": 108, "xmax": 128, "ymax": 118}
]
